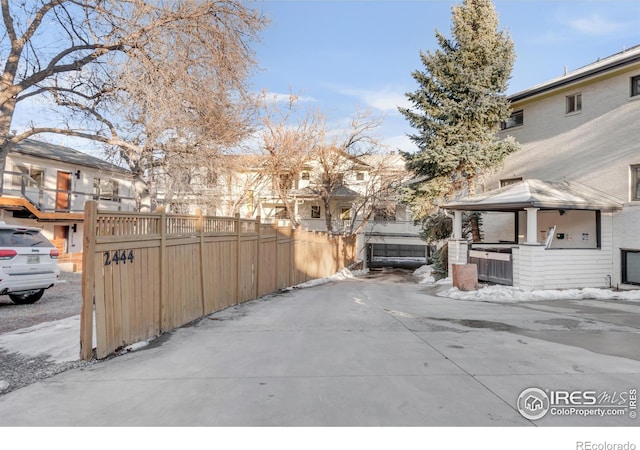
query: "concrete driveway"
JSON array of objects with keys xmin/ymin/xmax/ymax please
[{"xmin": 0, "ymin": 269, "xmax": 639, "ymax": 426}]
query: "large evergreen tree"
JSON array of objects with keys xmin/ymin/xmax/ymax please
[{"xmin": 399, "ymin": 0, "xmax": 518, "ymax": 223}]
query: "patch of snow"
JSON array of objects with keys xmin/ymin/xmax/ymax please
[
  {"xmin": 293, "ymin": 267, "xmax": 368, "ymax": 289},
  {"xmin": 122, "ymin": 341, "xmax": 151, "ymax": 353},
  {"xmin": 412, "ymin": 265, "xmax": 640, "ymax": 303},
  {"xmin": 438, "ymin": 284, "xmax": 640, "ymax": 303},
  {"xmin": 0, "ymin": 316, "xmax": 83, "ymax": 363},
  {"xmin": 413, "ymin": 265, "xmax": 435, "ymax": 284}
]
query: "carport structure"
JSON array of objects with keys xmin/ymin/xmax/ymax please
[{"xmin": 443, "ymin": 179, "xmax": 623, "ymax": 289}]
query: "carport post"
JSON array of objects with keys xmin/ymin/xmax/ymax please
[
  {"xmin": 525, "ymin": 207, "xmax": 539, "ymax": 245},
  {"xmin": 452, "ymin": 210, "xmax": 463, "ymax": 240}
]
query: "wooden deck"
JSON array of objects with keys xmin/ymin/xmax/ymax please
[{"xmin": 0, "ymin": 196, "xmax": 84, "ymax": 221}]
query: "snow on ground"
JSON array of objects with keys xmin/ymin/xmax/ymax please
[
  {"xmin": 288, "ymin": 267, "xmax": 369, "ymax": 289},
  {"xmin": 0, "ymin": 315, "xmax": 84, "ymax": 363},
  {"xmin": 413, "ymin": 265, "xmax": 436, "ymax": 284},
  {"xmin": 412, "ymin": 265, "xmax": 640, "ymax": 303}
]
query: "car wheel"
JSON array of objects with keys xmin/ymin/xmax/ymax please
[{"xmin": 9, "ymin": 289, "xmax": 45, "ymax": 304}]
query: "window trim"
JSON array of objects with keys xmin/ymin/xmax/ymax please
[
  {"xmin": 500, "ymin": 110, "xmax": 524, "ymax": 130},
  {"xmin": 631, "ymin": 165, "xmax": 640, "ymax": 201},
  {"xmin": 565, "ymin": 92, "xmax": 582, "ymax": 114},
  {"xmin": 30, "ymin": 168, "xmax": 45, "ymax": 186},
  {"xmin": 93, "ymin": 178, "xmax": 120, "ymax": 202},
  {"xmin": 274, "ymin": 206, "xmax": 288, "ymax": 220},
  {"xmin": 500, "ymin": 177, "xmax": 523, "ymax": 188},
  {"xmin": 631, "ymin": 75, "xmax": 640, "ymax": 97},
  {"xmin": 12, "ymin": 165, "xmax": 46, "ymax": 188},
  {"xmin": 621, "ymin": 249, "xmax": 640, "ymax": 286}
]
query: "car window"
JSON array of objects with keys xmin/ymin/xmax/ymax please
[{"xmin": 0, "ymin": 229, "xmax": 53, "ymax": 247}]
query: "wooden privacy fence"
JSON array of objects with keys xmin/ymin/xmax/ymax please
[{"xmin": 80, "ymin": 201, "xmax": 356, "ymax": 360}]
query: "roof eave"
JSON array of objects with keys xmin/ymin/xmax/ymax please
[
  {"xmin": 444, "ymin": 202, "xmax": 623, "ymax": 212},
  {"xmin": 509, "ymin": 50, "xmax": 640, "ymax": 103}
]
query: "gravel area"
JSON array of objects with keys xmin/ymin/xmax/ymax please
[
  {"xmin": 0, "ymin": 272, "xmax": 83, "ymax": 334},
  {"xmin": 0, "ymin": 272, "xmax": 96, "ymax": 396}
]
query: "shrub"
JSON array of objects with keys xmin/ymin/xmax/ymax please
[{"xmin": 431, "ymin": 242, "xmax": 448, "ymax": 280}]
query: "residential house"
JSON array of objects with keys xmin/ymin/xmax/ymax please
[
  {"xmin": 167, "ymin": 150, "xmax": 428, "ymax": 266},
  {"xmin": 289, "ymin": 151, "xmax": 427, "ymax": 265},
  {"xmin": 445, "ymin": 45, "xmax": 640, "ymax": 289},
  {"xmin": 0, "ymin": 139, "xmax": 135, "ymax": 270}
]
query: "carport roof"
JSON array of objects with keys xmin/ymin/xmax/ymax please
[{"xmin": 443, "ymin": 179, "xmax": 623, "ymax": 212}]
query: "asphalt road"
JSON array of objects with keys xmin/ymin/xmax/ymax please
[{"xmin": 0, "ymin": 268, "xmax": 639, "ymax": 427}]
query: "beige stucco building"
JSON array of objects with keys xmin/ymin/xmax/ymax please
[{"xmin": 446, "ymin": 45, "xmax": 640, "ymax": 289}]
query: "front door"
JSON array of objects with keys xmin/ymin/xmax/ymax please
[
  {"xmin": 53, "ymin": 225, "xmax": 68, "ymax": 254},
  {"xmin": 56, "ymin": 171, "xmax": 71, "ymax": 211}
]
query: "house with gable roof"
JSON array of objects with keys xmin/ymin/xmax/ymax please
[{"xmin": 0, "ymin": 139, "xmax": 135, "ymax": 270}]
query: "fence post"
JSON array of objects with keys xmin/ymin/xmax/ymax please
[
  {"xmin": 157, "ymin": 206, "xmax": 167, "ymax": 332},
  {"xmin": 274, "ymin": 222, "xmax": 279, "ymax": 289},
  {"xmin": 80, "ymin": 201, "xmax": 97, "ymax": 361},
  {"xmin": 235, "ymin": 213, "xmax": 241, "ymax": 304},
  {"xmin": 290, "ymin": 225, "xmax": 296, "ymax": 286},
  {"xmin": 255, "ymin": 216, "xmax": 261, "ymax": 299},
  {"xmin": 196, "ymin": 209, "xmax": 206, "ymax": 315}
]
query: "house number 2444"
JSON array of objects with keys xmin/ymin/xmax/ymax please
[{"xmin": 104, "ymin": 250, "xmax": 135, "ymax": 266}]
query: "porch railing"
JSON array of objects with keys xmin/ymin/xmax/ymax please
[{"xmin": 1, "ymin": 171, "xmax": 136, "ymax": 213}]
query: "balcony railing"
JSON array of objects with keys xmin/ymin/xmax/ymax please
[{"xmin": 1, "ymin": 171, "xmax": 136, "ymax": 214}]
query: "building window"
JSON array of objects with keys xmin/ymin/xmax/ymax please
[
  {"xmin": 374, "ymin": 206, "xmax": 396, "ymax": 222},
  {"xmin": 206, "ymin": 169, "xmax": 217, "ymax": 186},
  {"xmin": 30, "ymin": 168, "xmax": 44, "ymax": 186},
  {"xmin": 340, "ymin": 207, "xmax": 351, "ymax": 221},
  {"xmin": 631, "ymin": 75, "xmax": 640, "ymax": 97},
  {"xmin": 622, "ymin": 250, "xmax": 640, "ymax": 285},
  {"xmin": 356, "ymin": 172, "xmax": 365, "ymax": 181},
  {"xmin": 94, "ymin": 178, "xmax": 119, "ymax": 201},
  {"xmin": 566, "ymin": 93, "xmax": 582, "ymax": 114},
  {"xmin": 301, "ymin": 172, "xmax": 310, "ymax": 181},
  {"xmin": 500, "ymin": 177, "xmax": 523, "ymax": 187},
  {"xmin": 311, "ymin": 205, "xmax": 321, "ymax": 219},
  {"xmin": 632, "ymin": 165, "xmax": 640, "ymax": 201},
  {"xmin": 274, "ymin": 206, "xmax": 288, "ymax": 219},
  {"xmin": 246, "ymin": 190, "xmax": 254, "ymax": 214},
  {"xmin": 277, "ymin": 173, "xmax": 292, "ymax": 190},
  {"xmin": 500, "ymin": 110, "xmax": 523, "ymax": 130},
  {"xmin": 12, "ymin": 165, "xmax": 44, "ymax": 188}
]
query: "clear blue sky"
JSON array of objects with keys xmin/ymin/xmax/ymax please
[
  {"xmin": 251, "ymin": 0, "xmax": 640, "ymax": 152},
  {"xmin": 10, "ymin": 0, "xmax": 640, "ymax": 157}
]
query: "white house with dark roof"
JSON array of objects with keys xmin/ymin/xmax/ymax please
[
  {"xmin": 0, "ymin": 139, "xmax": 135, "ymax": 270},
  {"xmin": 445, "ymin": 45, "xmax": 640, "ymax": 290}
]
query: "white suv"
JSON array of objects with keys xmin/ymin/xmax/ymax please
[{"xmin": 0, "ymin": 222, "xmax": 60, "ymax": 304}]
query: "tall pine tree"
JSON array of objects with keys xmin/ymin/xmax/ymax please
[{"xmin": 399, "ymin": 0, "xmax": 518, "ymax": 226}]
